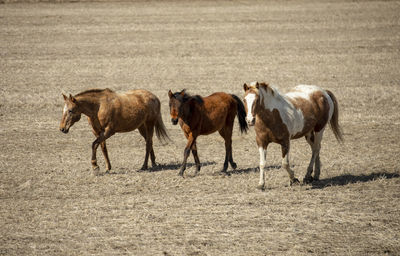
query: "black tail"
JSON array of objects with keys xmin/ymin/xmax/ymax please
[{"xmin": 231, "ymin": 94, "xmax": 249, "ymax": 134}]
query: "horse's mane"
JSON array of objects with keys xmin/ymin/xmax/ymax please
[
  {"xmin": 174, "ymin": 90, "xmax": 204, "ymax": 104},
  {"xmin": 75, "ymin": 88, "xmax": 114, "ymax": 97}
]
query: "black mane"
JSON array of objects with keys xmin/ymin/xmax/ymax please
[{"xmin": 174, "ymin": 90, "xmax": 204, "ymax": 104}]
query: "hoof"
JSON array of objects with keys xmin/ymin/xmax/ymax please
[
  {"xmin": 257, "ymin": 184, "xmax": 265, "ymax": 191},
  {"xmin": 290, "ymin": 178, "xmax": 300, "ymax": 186},
  {"xmin": 219, "ymin": 170, "xmax": 230, "ymax": 176},
  {"xmin": 92, "ymin": 166, "xmax": 100, "ymax": 176},
  {"xmin": 230, "ymin": 162, "xmax": 237, "ymax": 169},
  {"xmin": 303, "ymin": 176, "xmax": 314, "ymax": 184},
  {"xmin": 178, "ymin": 171, "xmax": 185, "ymax": 177}
]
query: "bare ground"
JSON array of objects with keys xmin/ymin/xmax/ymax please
[{"xmin": 1, "ymin": 0, "xmax": 400, "ymax": 255}]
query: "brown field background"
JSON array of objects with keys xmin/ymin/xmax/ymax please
[{"xmin": 1, "ymin": 0, "xmax": 400, "ymax": 255}]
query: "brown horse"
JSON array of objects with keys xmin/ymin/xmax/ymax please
[
  {"xmin": 59, "ymin": 88, "xmax": 168, "ymax": 173},
  {"xmin": 168, "ymin": 89, "xmax": 248, "ymax": 177},
  {"xmin": 243, "ymin": 82, "xmax": 343, "ymax": 189}
]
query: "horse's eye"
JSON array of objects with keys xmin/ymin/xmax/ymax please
[{"xmin": 68, "ymin": 110, "xmax": 73, "ymax": 114}]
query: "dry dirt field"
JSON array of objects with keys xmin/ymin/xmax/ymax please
[{"xmin": 1, "ymin": 0, "xmax": 400, "ymax": 255}]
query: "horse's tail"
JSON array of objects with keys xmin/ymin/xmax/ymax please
[
  {"xmin": 153, "ymin": 98, "xmax": 169, "ymax": 143},
  {"xmin": 154, "ymin": 111, "xmax": 169, "ymax": 143},
  {"xmin": 231, "ymin": 94, "xmax": 249, "ymax": 134},
  {"xmin": 326, "ymin": 90, "xmax": 343, "ymax": 143}
]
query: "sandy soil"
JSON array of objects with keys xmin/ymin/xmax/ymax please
[{"xmin": 1, "ymin": 0, "xmax": 400, "ymax": 255}]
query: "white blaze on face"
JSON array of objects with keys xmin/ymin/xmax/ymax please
[
  {"xmin": 245, "ymin": 93, "xmax": 256, "ymax": 123},
  {"xmin": 63, "ymin": 104, "xmax": 68, "ymax": 115}
]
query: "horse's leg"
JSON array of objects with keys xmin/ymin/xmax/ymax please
[
  {"xmin": 303, "ymin": 132, "xmax": 317, "ymax": 184},
  {"xmin": 281, "ymin": 141, "xmax": 300, "ymax": 186},
  {"xmin": 257, "ymin": 146, "xmax": 267, "ymax": 190},
  {"xmin": 312, "ymin": 129, "xmax": 325, "ymax": 181},
  {"xmin": 91, "ymin": 127, "xmax": 114, "ymax": 173},
  {"xmin": 179, "ymin": 133, "xmax": 196, "ymax": 177},
  {"xmin": 101, "ymin": 141, "xmax": 111, "ymax": 172},
  {"xmin": 191, "ymin": 141, "xmax": 201, "ymax": 174},
  {"xmin": 90, "ymin": 126, "xmax": 111, "ymax": 172},
  {"xmin": 138, "ymin": 125, "xmax": 150, "ymax": 170},
  {"xmin": 218, "ymin": 128, "xmax": 230, "ymax": 173},
  {"xmin": 226, "ymin": 121, "xmax": 237, "ymax": 170},
  {"xmin": 147, "ymin": 124, "xmax": 157, "ymax": 168}
]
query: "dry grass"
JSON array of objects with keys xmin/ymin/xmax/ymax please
[{"xmin": 1, "ymin": 0, "xmax": 400, "ymax": 255}]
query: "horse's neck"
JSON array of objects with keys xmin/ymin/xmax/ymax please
[
  {"xmin": 181, "ymin": 101, "xmax": 194, "ymax": 123},
  {"xmin": 258, "ymin": 88, "xmax": 297, "ymax": 127},
  {"xmin": 259, "ymin": 88, "xmax": 292, "ymax": 111},
  {"xmin": 76, "ymin": 94, "xmax": 102, "ymax": 117}
]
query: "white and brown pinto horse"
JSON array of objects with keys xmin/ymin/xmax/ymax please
[
  {"xmin": 59, "ymin": 88, "xmax": 169, "ymax": 174},
  {"xmin": 243, "ymin": 82, "xmax": 343, "ymax": 189}
]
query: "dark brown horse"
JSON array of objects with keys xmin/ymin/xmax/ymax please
[
  {"xmin": 168, "ymin": 89, "xmax": 248, "ymax": 177},
  {"xmin": 59, "ymin": 88, "xmax": 168, "ymax": 174}
]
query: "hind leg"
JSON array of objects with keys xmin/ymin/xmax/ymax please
[
  {"xmin": 139, "ymin": 125, "xmax": 151, "ymax": 170},
  {"xmin": 219, "ymin": 121, "xmax": 237, "ymax": 172},
  {"xmin": 303, "ymin": 132, "xmax": 316, "ymax": 183},
  {"xmin": 312, "ymin": 129, "xmax": 324, "ymax": 181},
  {"xmin": 146, "ymin": 123, "xmax": 157, "ymax": 168},
  {"xmin": 218, "ymin": 128, "xmax": 233, "ymax": 173}
]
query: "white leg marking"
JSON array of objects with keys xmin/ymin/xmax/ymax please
[{"xmin": 258, "ymin": 147, "xmax": 266, "ymax": 188}]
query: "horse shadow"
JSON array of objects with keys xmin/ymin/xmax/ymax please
[
  {"xmin": 141, "ymin": 161, "xmax": 217, "ymax": 173},
  {"xmin": 311, "ymin": 172, "xmax": 400, "ymax": 189},
  {"xmin": 228, "ymin": 165, "xmax": 281, "ymax": 175}
]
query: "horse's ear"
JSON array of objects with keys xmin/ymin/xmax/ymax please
[
  {"xmin": 168, "ymin": 90, "xmax": 173, "ymax": 98},
  {"xmin": 243, "ymin": 83, "xmax": 249, "ymax": 91},
  {"xmin": 255, "ymin": 82, "xmax": 260, "ymax": 89},
  {"xmin": 180, "ymin": 89, "xmax": 186, "ymax": 97},
  {"xmin": 62, "ymin": 93, "xmax": 67, "ymax": 101},
  {"xmin": 69, "ymin": 94, "xmax": 77, "ymax": 103}
]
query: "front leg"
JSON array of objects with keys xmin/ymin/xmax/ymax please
[
  {"xmin": 191, "ymin": 142, "xmax": 201, "ymax": 175},
  {"xmin": 281, "ymin": 141, "xmax": 299, "ymax": 186},
  {"xmin": 101, "ymin": 141, "xmax": 111, "ymax": 172},
  {"xmin": 179, "ymin": 133, "xmax": 196, "ymax": 177},
  {"xmin": 91, "ymin": 127, "xmax": 114, "ymax": 174},
  {"xmin": 258, "ymin": 146, "xmax": 267, "ymax": 190}
]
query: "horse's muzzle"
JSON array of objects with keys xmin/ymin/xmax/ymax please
[
  {"xmin": 60, "ymin": 127, "xmax": 69, "ymax": 134},
  {"xmin": 246, "ymin": 118, "xmax": 255, "ymax": 126},
  {"xmin": 171, "ymin": 118, "xmax": 178, "ymax": 125}
]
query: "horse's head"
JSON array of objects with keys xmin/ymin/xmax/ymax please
[
  {"xmin": 59, "ymin": 93, "xmax": 82, "ymax": 133},
  {"xmin": 243, "ymin": 82, "xmax": 263, "ymax": 126},
  {"xmin": 168, "ymin": 89, "xmax": 186, "ymax": 125}
]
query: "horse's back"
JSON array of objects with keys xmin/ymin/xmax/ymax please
[
  {"xmin": 203, "ymin": 92, "xmax": 236, "ymax": 108},
  {"xmin": 117, "ymin": 89, "xmax": 160, "ymax": 110},
  {"xmin": 107, "ymin": 89, "xmax": 160, "ymax": 132},
  {"xmin": 286, "ymin": 85, "xmax": 333, "ymax": 137},
  {"xmin": 197, "ymin": 92, "xmax": 237, "ymax": 134}
]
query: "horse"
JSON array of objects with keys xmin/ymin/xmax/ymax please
[
  {"xmin": 59, "ymin": 88, "xmax": 169, "ymax": 174},
  {"xmin": 168, "ymin": 89, "xmax": 248, "ymax": 177},
  {"xmin": 243, "ymin": 82, "xmax": 343, "ymax": 189}
]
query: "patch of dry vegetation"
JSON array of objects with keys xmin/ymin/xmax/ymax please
[{"xmin": 1, "ymin": 0, "xmax": 399, "ymax": 255}]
